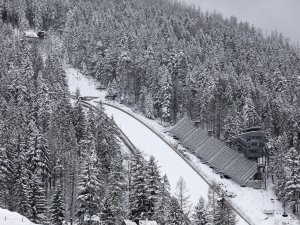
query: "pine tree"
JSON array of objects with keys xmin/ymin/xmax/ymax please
[
  {"xmin": 175, "ymin": 176, "xmax": 192, "ymax": 217},
  {"xmin": 95, "ymin": 106, "xmax": 120, "ymax": 175},
  {"xmin": 129, "ymin": 153, "xmax": 149, "ymax": 221},
  {"xmin": 76, "ymin": 141, "xmax": 102, "ymax": 222},
  {"xmin": 167, "ymin": 197, "xmax": 185, "ymax": 225},
  {"xmin": 87, "ymin": 108, "xmax": 96, "ymax": 137},
  {"xmin": 214, "ymin": 196, "xmax": 236, "ymax": 225},
  {"xmin": 100, "ymin": 198, "xmax": 116, "ymax": 225},
  {"xmin": 26, "ymin": 120, "xmax": 49, "ymax": 179},
  {"xmin": 146, "ymin": 156, "xmax": 161, "ymax": 219},
  {"xmin": 145, "ymin": 92, "xmax": 155, "ymax": 119},
  {"xmin": 155, "ymin": 174, "xmax": 171, "ymax": 225},
  {"xmin": 207, "ymin": 181, "xmax": 221, "ymax": 224},
  {"xmin": 28, "ymin": 173, "xmax": 47, "ymax": 223},
  {"xmin": 207, "ymin": 182, "xmax": 236, "ymax": 225},
  {"xmin": 193, "ymin": 197, "xmax": 208, "ymax": 225},
  {"xmin": 35, "ymin": 72, "xmax": 51, "ymax": 134},
  {"xmin": 50, "ymin": 181, "xmax": 65, "ymax": 225},
  {"xmin": 105, "ymin": 150, "xmax": 124, "ymax": 224},
  {"xmin": 73, "ymin": 89, "xmax": 87, "ymax": 144},
  {"xmin": 160, "ymin": 66, "xmax": 173, "ymax": 123},
  {"xmin": 14, "ymin": 162, "xmax": 31, "ymax": 217},
  {"xmin": 19, "ymin": 42, "xmax": 35, "ymax": 100},
  {"xmin": 283, "ymin": 147, "xmax": 300, "ymax": 214},
  {"xmin": 0, "ymin": 147, "xmax": 12, "ymax": 196}
]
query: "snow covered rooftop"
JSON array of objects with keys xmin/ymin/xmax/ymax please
[
  {"xmin": 24, "ymin": 31, "xmax": 38, "ymax": 38},
  {"xmin": 123, "ymin": 219, "xmax": 137, "ymax": 225},
  {"xmin": 139, "ymin": 220, "xmax": 158, "ymax": 225}
]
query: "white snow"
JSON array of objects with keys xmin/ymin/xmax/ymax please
[
  {"xmin": 66, "ymin": 67, "xmax": 300, "ymax": 225},
  {"xmin": 123, "ymin": 219, "xmax": 138, "ymax": 225},
  {"xmin": 24, "ymin": 30, "xmax": 38, "ymax": 38},
  {"xmin": 0, "ymin": 208, "xmax": 38, "ymax": 225},
  {"xmin": 66, "ymin": 67, "xmax": 105, "ymax": 98},
  {"xmin": 139, "ymin": 221, "xmax": 158, "ymax": 225}
]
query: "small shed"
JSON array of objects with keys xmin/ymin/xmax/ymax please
[{"xmin": 24, "ymin": 30, "xmax": 47, "ymax": 42}]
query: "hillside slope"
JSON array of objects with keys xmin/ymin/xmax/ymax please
[
  {"xmin": 0, "ymin": 208, "xmax": 38, "ymax": 225},
  {"xmin": 66, "ymin": 67, "xmax": 299, "ymax": 225}
]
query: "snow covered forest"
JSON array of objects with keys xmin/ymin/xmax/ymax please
[{"xmin": 0, "ymin": 0, "xmax": 300, "ymax": 224}]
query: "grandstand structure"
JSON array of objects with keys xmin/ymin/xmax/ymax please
[{"xmin": 170, "ymin": 117, "xmax": 260, "ymax": 187}]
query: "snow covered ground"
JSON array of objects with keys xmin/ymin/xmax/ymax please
[
  {"xmin": 0, "ymin": 208, "xmax": 38, "ymax": 225},
  {"xmin": 66, "ymin": 67, "xmax": 300, "ymax": 225}
]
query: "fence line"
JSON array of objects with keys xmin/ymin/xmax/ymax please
[{"xmin": 0, "ymin": 216, "xmax": 34, "ymax": 224}]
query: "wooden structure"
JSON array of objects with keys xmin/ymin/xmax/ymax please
[
  {"xmin": 105, "ymin": 78, "xmax": 119, "ymax": 101},
  {"xmin": 232, "ymin": 127, "xmax": 267, "ymax": 158},
  {"xmin": 170, "ymin": 117, "xmax": 259, "ymax": 186},
  {"xmin": 24, "ymin": 30, "xmax": 47, "ymax": 43}
]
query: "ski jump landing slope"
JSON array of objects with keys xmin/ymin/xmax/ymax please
[
  {"xmin": 0, "ymin": 208, "xmax": 38, "ymax": 225},
  {"xmin": 104, "ymin": 104, "xmax": 210, "ymax": 201}
]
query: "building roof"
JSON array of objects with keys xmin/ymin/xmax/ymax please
[
  {"xmin": 170, "ymin": 117, "xmax": 258, "ymax": 185},
  {"xmin": 123, "ymin": 220, "xmax": 137, "ymax": 225},
  {"xmin": 24, "ymin": 31, "xmax": 38, "ymax": 38},
  {"xmin": 139, "ymin": 221, "xmax": 158, "ymax": 225}
]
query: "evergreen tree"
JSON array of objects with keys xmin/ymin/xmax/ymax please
[
  {"xmin": 145, "ymin": 92, "xmax": 155, "ymax": 119},
  {"xmin": 35, "ymin": 72, "xmax": 51, "ymax": 134},
  {"xmin": 129, "ymin": 153, "xmax": 149, "ymax": 221},
  {"xmin": 14, "ymin": 162, "xmax": 31, "ymax": 217},
  {"xmin": 175, "ymin": 176, "xmax": 192, "ymax": 217},
  {"xmin": 146, "ymin": 156, "xmax": 161, "ymax": 219},
  {"xmin": 167, "ymin": 197, "xmax": 186, "ymax": 225},
  {"xmin": 95, "ymin": 105, "xmax": 120, "ymax": 175},
  {"xmin": 155, "ymin": 174, "xmax": 171, "ymax": 225},
  {"xmin": 207, "ymin": 182, "xmax": 236, "ymax": 225},
  {"xmin": 50, "ymin": 181, "xmax": 65, "ymax": 225},
  {"xmin": 76, "ymin": 141, "xmax": 102, "ymax": 222},
  {"xmin": 207, "ymin": 181, "xmax": 221, "ymax": 224},
  {"xmin": 28, "ymin": 173, "xmax": 47, "ymax": 223},
  {"xmin": 105, "ymin": 150, "xmax": 124, "ymax": 224},
  {"xmin": 214, "ymin": 196, "xmax": 236, "ymax": 225},
  {"xmin": 160, "ymin": 66, "xmax": 173, "ymax": 123},
  {"xmin": 26, "ymin": 120, "xmax": 49, "ymax": 180},
  {"xmin": 0, "ymin": 147, "xmax": 12, "ymax": 200},
  {"xmin": 100, "ymin": 198, "xmax": 116, "ymax": 225},
  {"xmin": 283, "ymin": 147, "xmax": 300, "ymax": 214},
  {"xmin": 193, "ymin": 197, "xmax": 208, "ymax": 225},
  {"xmin": 72, "ymin": 89, "xmax": 87, "ymax": 144}
]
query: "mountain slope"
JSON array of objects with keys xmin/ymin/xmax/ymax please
[
  {"xmin": 0, "ymin": 208, "xmax": 38, "ymax": 225},
  {"xmin": 66, "ymin": 67, "xmax": 299, "ymax": 225}
]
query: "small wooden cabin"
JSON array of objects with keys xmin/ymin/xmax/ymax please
[{"xmin": 24, "ymin": 30, "xmax": 47, "ymax": 42}]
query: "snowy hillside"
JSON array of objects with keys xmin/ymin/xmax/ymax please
[
  {"xmin": 0, "ymin": 208, "xmax": 38, "ymax": 225},
  {"xmin": 66, "ymin": 67, "xmax": 300, "ymax": 225}
]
